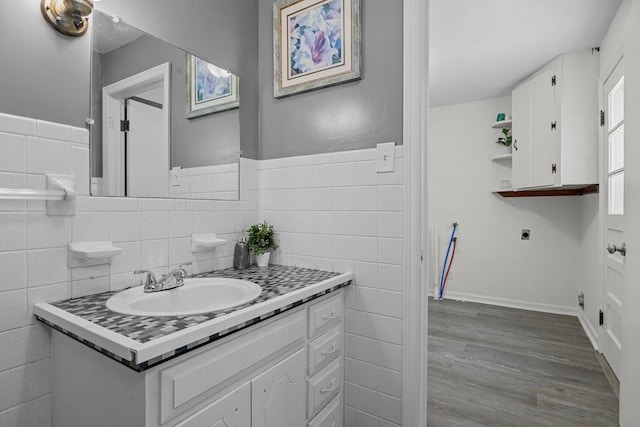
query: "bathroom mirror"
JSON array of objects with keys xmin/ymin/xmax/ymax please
[{"xmin": 90, "ymin": 10, "xmax": 240, "ymax": 200}]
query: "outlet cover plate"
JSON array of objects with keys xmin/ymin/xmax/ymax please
[{"xmin": 376, "ymin": 142, "xmax": 395, "ymax": 173}]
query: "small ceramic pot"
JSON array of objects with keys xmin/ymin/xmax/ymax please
[{"xmin": 256, "ymin": 252, "xmax": 270, "ymax": 267}]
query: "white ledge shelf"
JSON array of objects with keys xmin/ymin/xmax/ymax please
[
  {"xmin": 192, "ymin": 234, "xmax": 227, "ymax": 253},
  {"xmin": 491, "ymin": 153, "xmax": 513, "ymax": 161},
  {"xmin": 491, "ymin": 119, "xmax": 512, "ymax": 129},
  {"xmin": 69, "ymin": 241, "xmax": 123, "ymax": 268}
]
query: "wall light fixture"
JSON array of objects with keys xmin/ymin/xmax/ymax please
[{"xmin": 41, "ymin": 0, "xmax": 94, "ymax": 37}]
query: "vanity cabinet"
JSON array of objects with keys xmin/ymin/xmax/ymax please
[
  {"xmin": 50, "ymin": 290, "xmax": 344, "ymax": 427},
  {"xmin": 252, "ymin": 349, "xmax": 306, "ymax": 427},
  {"xmin": 511, "ymin": 49, "xmax": 598, "ymax": 190}
]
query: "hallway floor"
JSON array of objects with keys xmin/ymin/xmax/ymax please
[{"xmin": 427, "ymin": 298, "xmax": 619, "ymax": 426}]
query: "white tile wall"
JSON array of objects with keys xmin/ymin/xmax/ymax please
[
  {"xmin": 168, "ymin": 163, "xmax": 239, "ymax": 200},
  {"xmin": 0, "ymin": 112, "xmax": 405, "ymax": 427},
  {"xmin": 258, "ymin": 147, "xmax": 404, "ymax": 426},
  {"xmin": 0, "ymin": 113, "xmax": 259, "ymax": 424}
]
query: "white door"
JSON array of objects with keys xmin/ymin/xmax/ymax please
[
  {"xmin": 602, "ymin": 59, "xmax": 625, "ymax": 378},
  {"xmin": 126, "ymin": 86, "xmax": 168, "ymax": 198},
  {"xmin": 251, "ymin": 349, "xmax": 306, "ymax": 427}
]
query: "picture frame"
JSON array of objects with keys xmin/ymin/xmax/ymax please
[
  {"xmin": 273, "ymin": 0, "xmax": 361, "ymax": 98},
  {"xmin": 185, "ymin": 54, "xmax": 239, "ymax": 119}
]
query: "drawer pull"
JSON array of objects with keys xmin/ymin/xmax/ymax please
[
  {"xmin": 321, "ymin": 311, "xmax": 337, "ymax": 320},
  {"xmin": 320, "ymin": 378, "xmax": 336, "ymax": 395},
  {"xmin": 320, "ymin": 343, "xmax": 337, "ymax": 356}
]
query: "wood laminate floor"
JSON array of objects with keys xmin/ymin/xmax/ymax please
[{"xmin": 427, "ymin": 298, "xmax": 619, "ymax": 426}]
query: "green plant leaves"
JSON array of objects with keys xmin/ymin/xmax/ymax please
[{"xmin": 247, "ymin": 221, "xmax": 279, "ymax": 255}]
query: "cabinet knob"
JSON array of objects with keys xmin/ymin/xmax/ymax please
[
  {"xmin": 320, "ymin": 311, "xmax": 337, "ymax": 320},
  {"xmin": 320, "ymin": 378, "xmax": 336, "ymax": 394},
  {"xmin": 607, "ymin": 243, "xmax": 626, "ymax": 256},
  {"xmin": 513, "ymin": 140, "xmax": 518, "ymax": 151}
]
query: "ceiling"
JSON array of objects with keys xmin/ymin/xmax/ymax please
[{"xmin": 429, "ymin": 0, "xmax": 622, "ymax": 107}]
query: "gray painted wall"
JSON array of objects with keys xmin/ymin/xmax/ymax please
[
  {"xmin": 258, "ymin": 0, "xmax": 404, "ymax": 159},
  {"xmin": 91, "ymin": 52, "xmax": 103, "ymax": 175},
  {"xmin": 0, "ymin": 2, "xmax": 90, "ymax": 128},
  {"xmin": 96, "ymin": 0, "xmax": 259, "ymax": 159},
  {"xmin": 92, "ymin": 34, "xmax": 240, "ymax": 176}
]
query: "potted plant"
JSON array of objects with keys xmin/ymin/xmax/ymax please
[
  {"xmin": 247, "ymin": 221, "xmax": 279, "ymax": 267},
  {"xmin": 496, "ymin": 128, "xmax": 512, "ymax": 147}
]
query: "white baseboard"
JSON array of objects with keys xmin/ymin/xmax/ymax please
[
  {"xmin": 435, "ymin": 290, "xmax": 579, "ymax": 316},
  {"xmin": 578, "ymin": 310, "xmax": 600, "ymax": 351}
]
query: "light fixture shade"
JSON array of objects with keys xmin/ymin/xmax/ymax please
[{"xmin": 41, "ymin": 0, "xmax": 94, "ymax": 37}]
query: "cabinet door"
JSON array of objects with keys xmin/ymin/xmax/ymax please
[
  {"xmin": 529, "ymin": 67, "xmax": 557, "ymax": 188},
  {"xmin": 251, "ymin": 349, "xmax": 306, "ymax": 427},
  {"xmin": 512, "ymin": 79, "xmax": 533, "ymax": 188}
]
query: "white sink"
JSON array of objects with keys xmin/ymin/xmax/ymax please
[{"xmin": 106, "ymin": 278, "xmax": 262, "ymax": 317}]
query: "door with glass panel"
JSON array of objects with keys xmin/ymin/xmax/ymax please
[{"xmin": 602, "ymin": 59, "xmax": 624, "ymax": 378}]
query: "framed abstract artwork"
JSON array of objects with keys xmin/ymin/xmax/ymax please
[
  {"xmin": 273, "ymin": 0, "xmax": 361, "ymax": 98},
  {"xmin": 186, "ymin": 54, "xmax": 239, "ymax": 119}
]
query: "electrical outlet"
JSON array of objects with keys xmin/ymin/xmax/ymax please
[
  {"xmin": 376, "ymin": 142, "xmax": 395, "ymax": 172},
  {"xmin": 578, "ymin": 292, "xmax": 585, "ymax": 309},
  {"xmin": 521, "ymin": 229, "xmax": 530, "ymax": 240}
]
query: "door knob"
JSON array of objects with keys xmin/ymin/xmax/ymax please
[{"xmin": 607, "ymin": 243, "xmax": 626, "ymax": 256}]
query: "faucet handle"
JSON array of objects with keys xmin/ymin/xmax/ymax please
[
  {"xmin": 134, "ymin": 270, "xmax": 157, "ymax": 287},
  {"xmin": 174, "ymin": 262, "xmax": 192, "ymax": 279}
]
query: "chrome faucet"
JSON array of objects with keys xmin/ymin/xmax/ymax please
[{"xmin": 134, "ymin": 262, "xmax": 192, "ymax": 293}]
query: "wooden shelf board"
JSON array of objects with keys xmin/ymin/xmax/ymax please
[
  {"xmin": 491, "ymin": 120, "xmax": 512, "ymax": 129},
  {"xmin": 494, "ymin": 184, "xmax": 599, "ymax": 198}
]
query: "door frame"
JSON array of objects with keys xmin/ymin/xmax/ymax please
[
  {"xmin": 402, "ymin": 0, "xmax": 429, "ymax": 425},
  {"xmin": 101, "ymin": 62, "xmax": 171, "ymax": 197},
  {"xmin": 597, "ymin": 47, "xmax": 624, "ymax": 353}
]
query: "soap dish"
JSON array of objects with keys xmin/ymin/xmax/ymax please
[
  {"xmin": 192, "ymin": 233, "xmax": 227, "ymax": 253},
  {"xmin": 68, "ymin": 241, "xmax": 123, "ymax": 268}
]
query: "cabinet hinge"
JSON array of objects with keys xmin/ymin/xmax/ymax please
[
  {"xmin": 551, "ymin": 75, "xmax": 557, "ymax": 86},
  {"xmin": 551, "ymin": 121, "xmax": 557, "ymax": 130},
  {"xmin": 120, "ymin": 120, "xmax": 130, "ymax": 132},
  {"xmin": 600, "ymin": 110, "xmax": 605, "ymax": 127},
  {"xmin": 599, "ymin": 310, "xmax": 604, "ymax": 326},
  {"xmin": 551, "ymin": 163, "xmax": 557, "ymax": 174}
]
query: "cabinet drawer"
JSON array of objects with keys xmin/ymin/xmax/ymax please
[
  {"xmin": 307, "ymin": 358, "xmax": 343, "ymax": 418},
  {"xmin": 308, "ymin": 326, "xmax": 342, "ymax": 376},
  {"xmin": 174, "ymin": 382, "xmax": 250, "ymax": 427},
  {"xmin": 159, "ymin": 310, "xmax": 305, "ymax": 424},
  {"xmin": 308, "ymin": 394, "xmax": 342, "ymax": 427},
  {"xmin": 308, "ymin": 293, "xmax": 343, "ymax": 338}
]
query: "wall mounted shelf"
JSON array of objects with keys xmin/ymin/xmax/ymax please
[
  {"xmin": 491, "ymin": 119, "xmax": 512, "ymax": 129},
  {"xmin": 192, "ymin": 233, "xmax": 227, "ymax": 253},
  {"xmin": 68, "ymin": 241, "xmax": 123, "ymax": 268},
  {"xmin": 493, "ymin": 184, "xmax": 599, "ymax": 198},
  {"xmin": 491, "ymin": 153, "xmax": 513, "ymax": 161}
]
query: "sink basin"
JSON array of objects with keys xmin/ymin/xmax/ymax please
[{"xmin": 106, "ymin": 278, "xmax": 262, "ymax": 317}]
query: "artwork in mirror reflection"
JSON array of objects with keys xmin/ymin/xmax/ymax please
[
  {"xmin": 186, "ymin": 55, "xmax": 239, "ymax": 119},
  {"xmin": 90, "ymin": 10, "xmax": 240, "ymax": 200}
]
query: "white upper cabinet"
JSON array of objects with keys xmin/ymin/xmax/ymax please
[{"xmin": 512, "ymin": 50, "xmax": 598, "ymax": 190}]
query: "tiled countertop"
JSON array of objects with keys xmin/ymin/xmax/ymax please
[{"xmin": 34, "ymin": 265, "xmax": 352, "ymax": 371}]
